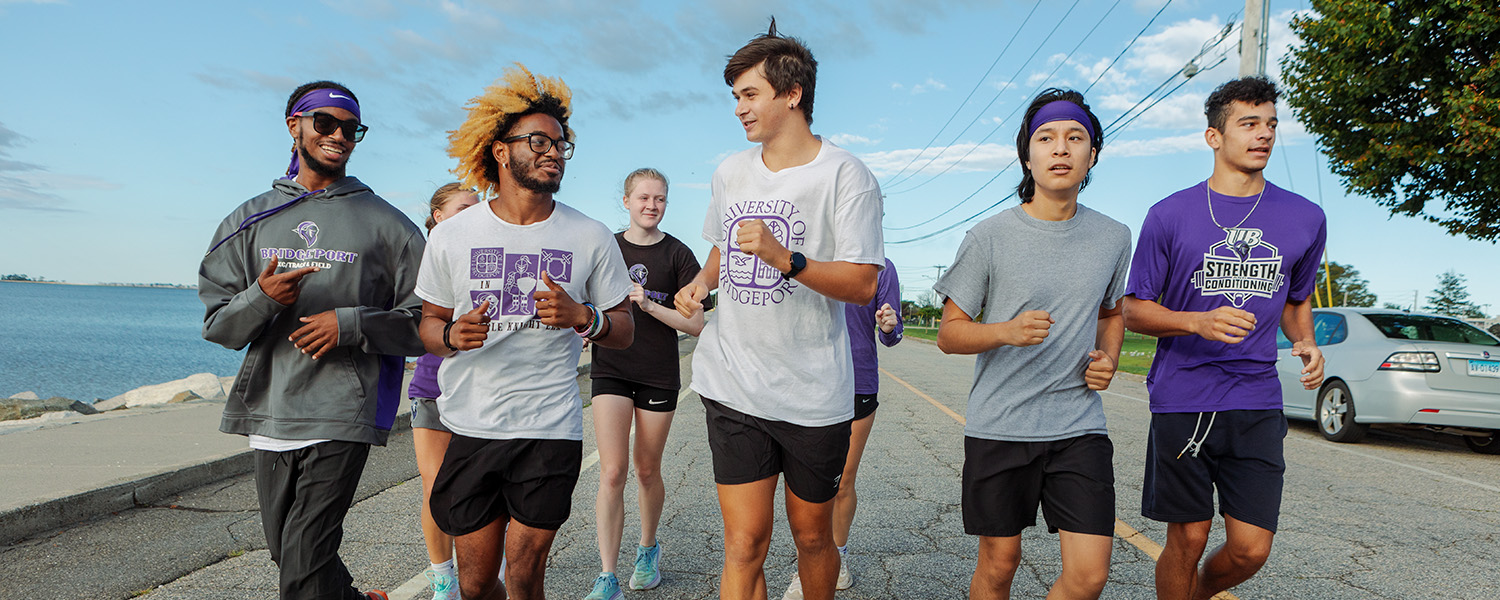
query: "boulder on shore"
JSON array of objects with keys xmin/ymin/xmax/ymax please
[
  {"xmin": 0, "ymin": 397, "xmax": 98, "ymax": 421},
  {"xmin": 93, "ymin": 373, "xmax": 228, "ymax": 411},
  {"xmin": 8, "ymin": 391, "xmax": 40, "ymax": 400}
]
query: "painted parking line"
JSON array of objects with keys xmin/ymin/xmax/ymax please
[
  {"xmin": 391, "ymin": 385, "xmax": 697, "ymax": 600},
  {"xmin": 883, "ymin": 368, "xmax": 1241, "ymax": 600}
]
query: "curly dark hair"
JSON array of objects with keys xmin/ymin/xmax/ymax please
[
  {"xmin": 1205, "ymin": 76, "xmax": 1278, "ymax": 132},
  {"xmin": 285, "ymin": 81, "xmax": 358, "ymax": 117},
  {"xmin": 1015, "ymin": 88, "xmax": 1104, "ymax": 203},
  {"xmin": 724, "ymin": 17, "xmax": 818, "ymax": 125}
]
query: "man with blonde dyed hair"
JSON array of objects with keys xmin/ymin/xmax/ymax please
[{"xmin": 415, "ymin": 63, "xmax": 635, "ymax": 600}]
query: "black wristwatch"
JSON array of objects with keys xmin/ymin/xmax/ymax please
[{"xmin": 781, "ymin": 251, "xmax": 806, "ymax": 280}]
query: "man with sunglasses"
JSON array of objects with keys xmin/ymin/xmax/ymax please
[
  {"xmin": 415, "ymin": 65, "xmax": 633, "ymax": 600},
  {"xmin": 199, "ymin": 80, "xmax": 425, "ymax": 600}
]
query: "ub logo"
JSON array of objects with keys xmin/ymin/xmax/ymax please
[
  {"xmin": 1192, "ymin": 228, "xmax": 1285, "ymax": 308},
  {"xmin": 294, "ymin": 221, "xmax": 319, "ymax": 247},
  {"xmin": 629, "ymin": 264, "xmax": 649, "ymax": 285}
]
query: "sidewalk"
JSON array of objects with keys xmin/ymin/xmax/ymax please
[{"xmin": 0, "ymin": 353, "xmax": 590, "ymax": 547}]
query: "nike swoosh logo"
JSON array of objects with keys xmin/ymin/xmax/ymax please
[
  {"xmin": 648, "ymin": 399, "xmax": 668, "ymax": 405},
  {"xmin": 329, "ymin": 93, "xmax": 351, "ymax": 100}
]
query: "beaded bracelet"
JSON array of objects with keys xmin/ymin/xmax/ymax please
[{"xmin": 574, "ymin": 302, "xmax": 600, "ymax": 338}]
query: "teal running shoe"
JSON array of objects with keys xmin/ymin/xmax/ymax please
[
  {"xmin": 423, "ymin": 569, "xmax": 459, "ymax": 600},
  {"xmin": 583, "ymin": 572, "xmax": 623, "ymax": 600},
  {"xmin": 631, "ymin": 543, "xmax": 663, "ymax": 590}
]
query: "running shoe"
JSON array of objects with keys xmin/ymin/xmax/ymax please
[
  {"xmin": 631, "ymin": 542, "xmax": 663, "ymax": 590},
  {"xmin": 781, "ymin": 573, "xmax": 804, "ymax": 600},
  {"xmin": 425, "ymin": 568, "xmax": 460, "ymax": 600},
  {"xmin": 837, "ymin": 556, "xmax": 853, "ymax": 590},
  {"xmin": 583, "ymin": 572, "xmax": 623, "ymax": 600},
  {"xmin": 363, "ymin": 592, "xmax": 389, "ymax": 600}
]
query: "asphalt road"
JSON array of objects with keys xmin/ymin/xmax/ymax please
[{"xmin": 8, "ymin": 336, "xmax": 1499, "ymax": 599}]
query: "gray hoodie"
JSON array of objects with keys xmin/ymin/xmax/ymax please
[{"xmin": 199, "ymin": 177, "xmax": 425, "ymax": 445}]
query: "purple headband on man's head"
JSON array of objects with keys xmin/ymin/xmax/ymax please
[
  {"xmin": 283, "ymin": 88, "xmax": 362, "ymax": 180},
  {"xmin": 1026, "ymin": 100, "xmax": 1095, "ymax": 141}
]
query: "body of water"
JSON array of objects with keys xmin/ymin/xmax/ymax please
[{"xmin": 1, "ymin": 281, "xmax": 246, "ymax": 402}]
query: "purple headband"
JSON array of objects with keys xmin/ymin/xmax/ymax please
[
  {"xmin": 284, "ymin": 88, "xmax": 362, "ymax": 180},
  {"xmin": 1026, "ymin": 100, "xmax": 1095, "ymax": 141}
]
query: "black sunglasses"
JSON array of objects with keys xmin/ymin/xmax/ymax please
[{"xmin": 296, "ymin": 112, "xmax": 368, "ymax": 143}]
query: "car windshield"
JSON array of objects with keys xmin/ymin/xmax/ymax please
[{"xmin": 1363, "ymin": 314, "xmax": 1500, "ymax": 346}]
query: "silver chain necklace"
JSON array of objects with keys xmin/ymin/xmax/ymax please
[{"xmin": 1206, "ymin": 181, "xmax": 1265, "ymax": 231}]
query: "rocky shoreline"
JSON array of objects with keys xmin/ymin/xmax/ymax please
[{"xmin": 1, "ymin": 373, "xmax": 236, "ymax": 431}]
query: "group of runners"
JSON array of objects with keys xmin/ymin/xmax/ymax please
[{"xmin": 199, "ymin": 18, "xmax": 1326, "ymax": 600}]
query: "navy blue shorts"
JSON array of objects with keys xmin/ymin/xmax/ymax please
[{"xmin": 1142, "ymin": 409, "xmax": 1287, "ymax": 532}]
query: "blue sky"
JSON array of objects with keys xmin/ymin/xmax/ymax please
[{"xmin": 1, "ymin": 0, "xmax": 1494, "ymax": 315}]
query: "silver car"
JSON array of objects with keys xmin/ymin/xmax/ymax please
[{"xmin": 1276, "ymin": 308, "xmax": 1500, "ymax": 453}]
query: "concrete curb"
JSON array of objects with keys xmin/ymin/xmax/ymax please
[
  {"xmin": 0, "ymin": 409, "xmax": 415, "ymax": 547},
  {"xmin": 0, "ymin": 359, "xmax": 603, "ymax": 547}
]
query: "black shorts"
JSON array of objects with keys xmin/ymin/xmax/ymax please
[
  {"xmin": 429, "ymin": 435, "xmax": 582, "ymax": 534},
  {"xmin": 410, "ymin": 397, "xmax": 450, "ymax": 433},
  {"xmin": 702, "ymin": 397, "xmax": 850, "ymax": 504},
  {"xmin": 962, "ymin": 434, "xmax": 1116, "ymax": 538},
  {"xmin": 1142, "ymin": 409, "xmax": 1287, "ymax": 532},
  {"xmin": 854, "ymin": 393, "xmax": 879, "ymax": 421},
  {"xmin": 591, "ymin": 377, "xmax": 678, "ymax": 412}
]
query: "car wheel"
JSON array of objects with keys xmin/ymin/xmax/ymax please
[
  {"xmin": 1316, "ymin": 381, "xmax": 1368, "ymax": 443},
  {"xmin": 1464, "ymin": 431, "xmax": 1500, "ymax": 455}
]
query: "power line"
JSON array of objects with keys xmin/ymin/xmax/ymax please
[
  {"xmin": 881, "ymin": 0, "xmax": 1084, "ymax": 191},
  {"xmin": 883, "ymin": 0, "xmax": 1126, "ymax": 200},
  {"xmin": 877, "ymin": 1, "xmax": 1043, "ymax": 186},
  {"xmin": 888, "ymin": 21, "xmax": 1238, "ymax": 245},
  {"xmin": 1082, "ymin": 0, "xmax": 1175, "ymax": 94}
]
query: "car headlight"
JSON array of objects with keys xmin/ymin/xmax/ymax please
[{"xmin": 1378, "ymin": 351, "xmax": 1440, "ymax": 372}]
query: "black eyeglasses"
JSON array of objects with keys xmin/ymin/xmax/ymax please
[
  {"xmin": 501, "ymin": 133, "xmax": 574, "ymax": 159},
  {"xmin": 296, "ymin": 112, "xmax": 368, "ymax": 143}
]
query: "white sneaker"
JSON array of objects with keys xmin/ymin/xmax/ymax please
[
  {"xmin": 781, "ymin": 573, "xmax": 804, "ymax": 600},
  {"xmin": 836, "ymin": 556, "xmax": 853, "ymax": 590}
]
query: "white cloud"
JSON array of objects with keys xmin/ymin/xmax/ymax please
[
  {"xmin": 857, "ymin": 142, "xmax": 1017, "ymax": 178},
  {"xmin": 893, "ymin": 78, "xmax": 948, "ymax": 95},
  {"xmin": 1125, "ymin": 17, "xmax": 1233, "ymax": 79},
  {"xmin": 829, "ymin": 133, "xmax": 879, "ymax": 146},
  {"xmin": 1098, "ymin": 91, "xmax": 1207, "ymax": 131},
  {"xmin": 1106, "ymin": 132, "xmax": 1207, "ymax": 157}
]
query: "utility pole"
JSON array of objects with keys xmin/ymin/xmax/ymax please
[{"xmin": 1239, "ymin": 0, "xmax": 1270, "ymax": 76}]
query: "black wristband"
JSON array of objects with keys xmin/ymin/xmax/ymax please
[{"xmin": 442, "ymin": 320, "xmax": 458, "ymax": 352}]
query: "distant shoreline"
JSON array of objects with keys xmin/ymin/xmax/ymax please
[{"xmin": 0, "ymin": 280, "xmax": 196, "ymax": 290}]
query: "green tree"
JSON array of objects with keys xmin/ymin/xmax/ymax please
[
  {"xmin": 1424, "ymin": 270, "xmax": 1488, "ymax": 318},
  {"xmin": 1381, "ymin": 301, "xmax": 1408, "ymax": 311},
  {"xmin": 1311, "ymin": 261, "xmax": 1377, "ymax": 307},
  {"xmin": 1281, "ymin": 1, "xmax": 1500, "ymax": 241}
]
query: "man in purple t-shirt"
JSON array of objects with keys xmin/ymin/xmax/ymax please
[{"xmin": 1122, "ymin": 76, "xmax": 1326, "ymax": 600}]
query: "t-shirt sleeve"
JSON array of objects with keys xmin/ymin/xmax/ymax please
[
  {"xmin": 1102, "ymin": 228, "xmax": 1133, "ymax": 310},
  {"xmin": 589, "ymin": 233, "xmax": 634, "ymax": 310},
  {"xmin": 833, "ymin": 188, "xmax": 885, "ymax": 266},
  {"xmin": 1286, "ymin": 211, "xmax": 1328, "ymax": 303},
  {"xmin": 933, "ymin": 230, "xmax": 988, "ymax": 320},
  {"xmin": 703, "ymin": 170, "xmax": 727, "ymax": 247},
  {"xmin": 415, "ymin": 228, "xmax": 455, "ymax": 310},
  {"xmin": 1124, "ymin": 208, "xmax": 1167, "ymax": 302}
]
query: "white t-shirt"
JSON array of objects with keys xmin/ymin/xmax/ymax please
[
  {"xmin": 691, "ymin": 138, "xmax": 885, "ymax": 426},
  {"xmin": 415, "ymin": 201, "xmax": 632, "ymax": 440}
]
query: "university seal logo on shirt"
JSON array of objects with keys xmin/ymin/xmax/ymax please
[{"xmin": 1191, "ymin": 227, "xmax": 1285, "ymax": 308}]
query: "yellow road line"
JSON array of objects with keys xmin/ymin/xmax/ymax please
[{"xmin": 879, "ymin": 367, "xmax": 1241, "ymax": 600}]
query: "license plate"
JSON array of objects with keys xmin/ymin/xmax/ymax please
[{"xmin": 1469, "ymin": 359, "xmax": 1500, "ymax": 378}]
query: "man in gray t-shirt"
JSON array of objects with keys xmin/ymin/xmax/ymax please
[{"xmin": 934, "ymin": 90, "xmax": 1130, "ymax": 600}]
